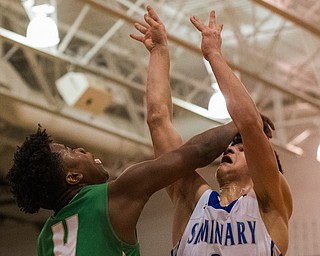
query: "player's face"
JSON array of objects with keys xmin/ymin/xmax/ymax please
[
  {"xmin": 215, "ymin": 143, "xmax": 250, "ymax": 183},
  {"xmin": 50, "ymin": 143, "xmax": 109, "ymax": 185}
]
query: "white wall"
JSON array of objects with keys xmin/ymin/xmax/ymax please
[
  {"xmin": 283, "ymin": 132, "xmax": 320, "ymax": 255},
  {"xmin": 137, "ymin": 190, "xmax": 174, "ymax": 255}
]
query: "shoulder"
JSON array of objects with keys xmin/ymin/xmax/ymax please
[
  {"xmin": 170, "ymin": 173, "xmax": 211, "ymax": 210},
  {"xmin": 78, "ymin": 183, "xmax": 108, "ymax": 198}
]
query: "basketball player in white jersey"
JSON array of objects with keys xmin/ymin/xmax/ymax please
[{"xmin": 131, "ymin": 6, "xmax": 292, "ymax": 255}]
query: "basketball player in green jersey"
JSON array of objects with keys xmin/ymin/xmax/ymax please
[{"xmin": 7, "ymin": 121, "xmax": 239, "ymax": 256}]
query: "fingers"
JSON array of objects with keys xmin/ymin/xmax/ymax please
[
  {"xmin": 144, "ymin": 6, "xmax": 162, "ymax": 28},
  {"xmin": 190, "ymin": 10, "xmax": 222, "ymax": 32},
  {"xmin": 209, "ymin": 10, "xmax": 224, "ymax": 32},
  {"xmin": 261, "ymin": 115, "xmax": 275, "ymax": 130},
  {"xmin": 259, "ymin": 114, "xmax": 275, "ymax": 139},
  {"xmin": 219, "ymin": 24, "xmax": 223, "ymax": 33},
  {"xmin": 134, "ymin": 22, "xmax": 148, "ymax": 34},
  {"xmin": 129, "ymin": 23, "xmax": 148, "ymax": 42},
  {"xmin": 190, "ymin": 15, "xmax": 204, "ymax": 31},
  {"xmin": 129, "ymin": 33, "xmax": 144, "ymax": 42},
  {"xmin": 146, "ymin": 5, "xmax": 160, "ymax": 21},
  {"xmin": 263, "ymin": 124, "xmax": 273, "ymax": 139},
  {"xmin": 144, "ymin": 14, "xmax": 162, "ymax": 29},
  {"xmin": 208, "ymin": 10, "xmax": 215, "ymax": 28}
]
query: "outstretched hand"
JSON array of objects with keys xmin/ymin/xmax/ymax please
[
  {"xmin": 130, "ymin": 6, "xmax": 168, "ymax": 52},
  {"xmin": 190, "ymin": 10, "xmax": 223, "ymax": 60}
]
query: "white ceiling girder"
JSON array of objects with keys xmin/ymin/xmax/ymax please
[
  {"xmin": 299, "ymin": 31, "xmax": 320, "ymax": 87},
  {"xmin": 0, "ymin": 88, "xmax": 152, "ymax": 151},
  {"xmin": 80, "ymin": 0, "xmax": 146, "ymax": 65},
  {"xmin": 252, "ymin": 0, "xmax": 320, "ymax": 37},
  {"xmin": 81, "ymin": 19, "xmax": 125, "ymax": 64},
  {"xmin": 79, "ymin": 0, "xmax": 320, "ymax": 110},
  {"xmin": 272, "ymin": 90, "xmax": 288, "ymax": 144},
  {"xmin": 0, "ymin": 0, "xmax": 319, "ymax": 162},
  {"xmin": 22, "ymin": 49, "xmax": 58, "ymax": 105},
  {"xmin": 58, "ymin": 4, "xmax": 91, "ymax": 53},
  {"xmin": 116, "ymin": 0, "xmax": 146, "ymax": 16}
]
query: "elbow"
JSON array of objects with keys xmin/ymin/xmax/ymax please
[
  {"xmin": 147, "ymin": 104, "xmax": 171, "ymax": 127},
  {"xmin": 233, "ymin": 110, "xmax": 263, "ymax": 133}
]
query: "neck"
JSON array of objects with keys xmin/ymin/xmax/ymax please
[
  {"xmin": 218, "ymin": 183, "xmax": 251, "ymax": 206},
  {"xmin": 53, "ymin": 187, "xmax": 82, "ymax": 213}
]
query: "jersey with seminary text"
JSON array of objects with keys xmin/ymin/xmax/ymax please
[
  {"xmin": 37, "ymin": 183, "xmax": 140, "ymax": 256},
  {"xmin": 171, "ymin": 189, "xmax": 283, "ymax": 256}
]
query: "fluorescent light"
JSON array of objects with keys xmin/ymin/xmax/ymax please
[
  {"xmin": 317, "ymin": 144, "xmax": 320, "ymax": 162},
  {"xmin": 208, "ymin": 90, "xmax": 230, "ymax": 120},
  {"xmin": 22, "ymin": 1, "xmax": 60, "ymax": 48},
  {"xmin": 208, "ymin": 82, "xmax": 230, "ymax": 120},
  {"xmin": 27, "ymin": 15, "xmax": 60, "ymax": 48}
]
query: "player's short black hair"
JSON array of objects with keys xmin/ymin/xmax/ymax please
[
  {"xmin": 6, "ymin": 125, "xmax": 65, "ymax": 213},
  {"xmin": 231, "ymin": 133, "xmax": 284, "ymax": 174}
]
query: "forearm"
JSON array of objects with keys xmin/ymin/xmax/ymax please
[
  {"xmin": 118, "ymin": 122, "xmax": 236, "ymax": 198},
  {"xmin": 184, "ymin": 122, "xmax": 238, "ymax": 161},
  {"xmin": 146, "ymin": 45, "xmax": 172, "ymax": 124},
  {"xmin": 146, "ymin": 45, "xmax": 184, "ymax": 157},
  {"xmin": 208, "ymin": 52, "xmax": 262, "ymax": 131}
]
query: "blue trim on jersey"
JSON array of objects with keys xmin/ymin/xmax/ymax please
[
  {"xmin": 170, "ymin": 240, "xmax": 180, "ymax": 256},
  {"xmin": 208, "ymin": 191, "xmax": 239, "ymax": 213},
  {"xmin": 271, "ymin": 240, "xmax": 283, "ymax": 256}
]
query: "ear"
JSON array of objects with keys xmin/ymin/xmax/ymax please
[{"xmin": 66, "ymin": 172, "xmax": 83, "ymax": 185}]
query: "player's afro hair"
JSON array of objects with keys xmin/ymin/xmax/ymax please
[{"xmin": 6, "ymin": 125, "xmax": 65, "ymax": 213}]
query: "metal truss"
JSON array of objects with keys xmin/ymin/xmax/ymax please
[{"xmin": 0, "ymin": 0, "xmax": 320, "ymax": 177}]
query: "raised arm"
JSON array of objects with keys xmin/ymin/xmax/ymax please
[
  {"xmin": 130, "ymin": 5, "xmax": 209, "ymax": 208},
  {"xmin": 190, "ymin": 10, "xmax": 292, "ymax": 252},
  {"xmin": 130, "ymin": 7, "xmax": 239, "ymax": 244},
  {"xmin": 130, "ymin": 5, "xmax": 182, "ymax": 157}
]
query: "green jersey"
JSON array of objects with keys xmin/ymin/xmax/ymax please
[{"xmin": 37, "ymin": 183, "xmax": 140, "ymax": 256}]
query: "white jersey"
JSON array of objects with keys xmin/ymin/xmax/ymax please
[{"xmin": 171, "ymin": 189, "xmax": 283, "ymax": 256}]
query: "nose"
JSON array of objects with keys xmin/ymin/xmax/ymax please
[{"xmin": 224, "ymin": 145, "xmax": 236, "ymax": 155}]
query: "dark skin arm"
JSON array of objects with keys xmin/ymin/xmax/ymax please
[{"xmin": 108, "ymin": 122, "xmax": 238, "ymax": 245}]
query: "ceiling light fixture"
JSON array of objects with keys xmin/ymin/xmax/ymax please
[
  {"xmin": 22, "ymin": 0, "xmax": 60, "ymax": 48},
  {"xmin": 203, "ymin": 59, "xmax": 230, "ymax": 120},
  {"xmin": 208, "ymin": 82, "xmax": 230, "ymax": 120}
]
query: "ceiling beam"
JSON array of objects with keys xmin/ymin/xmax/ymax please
[
  {"xmin": 0, "ymin": 27, "xmax": 224, "ymax": 122},
  {"xmin": 0, "ymin": 89, "xmax": 152, "ymax": 149},
  {"xmin": 79, "ymin": 0, "xmax": 320, "ymax": 110},
  {"xmin": 251, "ymin": 0, "xmax": 320, "ymax": 37}
]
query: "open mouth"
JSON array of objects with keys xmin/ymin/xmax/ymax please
[{"xmin": 221, "ymin": 155, "xmax": 232, "ymax": 164}]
